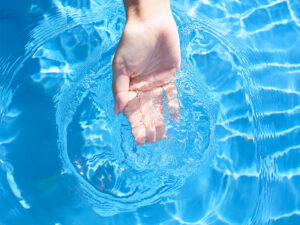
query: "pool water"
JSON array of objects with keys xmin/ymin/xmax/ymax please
[{"xmin": 1, "ymin": 0, "xmax": 300, "ymax": 224}]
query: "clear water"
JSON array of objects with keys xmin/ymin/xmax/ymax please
[{"xmin": 1, "ymin": 0, "xmax": 300, "ymax": 224}]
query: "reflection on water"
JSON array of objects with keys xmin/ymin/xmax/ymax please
[{"xmin": 1, "ymin": 0, "xmax": 300, "ymax": 224}]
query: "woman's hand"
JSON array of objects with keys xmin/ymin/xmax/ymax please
[{"xmin": 113, "ymin": 1, "xmax": 180, "ymax": 145}]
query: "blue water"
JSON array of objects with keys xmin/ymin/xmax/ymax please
[{"xmin": 1, "ymin": 0, "xmax": 300, "ymax": 224}]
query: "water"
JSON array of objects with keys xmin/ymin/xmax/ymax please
[{"xmin": 0, "ymin": 0, "xmax": 300, "ymax": 224}]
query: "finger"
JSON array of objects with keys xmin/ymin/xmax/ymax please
[
  {"xmin": 144, "ymin": 89, "xmax": 167, "ymax": 143},
  {"xmin": 112, "ymin": 72, "xmax": 130, "ymax": 115},
  {"xmin": 155, "ymin": 119, "xmax": 167, "ymax": 142},
  {"xmin": 124, "ymin": 91, "xmax": 141, "ymax": 113},
  {"xmin": 151, "ymin": 87, "xmax": 164, "ymax": 106},
  {"xmin": 129, "ymin": 68, "xmax": 177, "ymax": 91},
  {"xmin": 139, "ymin": 91, "xmax": 156, "ymax": 144},
  {"xmin": 125, "ymin": 110, "xmax": 143, "ymax": 128},
  {"xmin": 163, "ymin": 81, "xmax": 180, "ymax": 119},
  {"xmin": 151, "ymin": 87, "xmax": 165, "ymax": 116},
  {"xmin": 123, "ymin": 92, "xmax": 146, "ymax": 144},
  {"xmin": 132, "ymin": 125, "xmax": 146, "ymax": 145},
  {"xmin": 146, "ymin": 122, "xmax": 156, "ymax": 144},
  {"xmin": 152, "ymin": 88, "xmax": 167, "ymax": 141},
  {"xmin": 139, "ymin": 91, "xmax": 153, "ymax": 115},
  {"xmin": 124, "ymin": 95, "xmax": 144, "ymax": 129}
]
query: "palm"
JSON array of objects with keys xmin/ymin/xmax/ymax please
[{"xmin": 113, "ymin": 16, "xmax": 181, "ymax": 145}]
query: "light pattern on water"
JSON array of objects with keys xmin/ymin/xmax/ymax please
[{"xmin": 0, "ymin": 0, "xmax": 300, "ymax": 224}]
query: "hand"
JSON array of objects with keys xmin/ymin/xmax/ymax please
[{"xmin": 113, "ymin": 14, "xmax": 181, "ymax": 145}]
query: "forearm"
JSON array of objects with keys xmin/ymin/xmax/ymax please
[{"xmin": 123, "ymin": 0, "xmax": 171, "ymax": 21}]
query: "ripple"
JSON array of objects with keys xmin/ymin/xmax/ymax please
[{"xmin": 45, "ymin": 20, "xmax": 213, "ymax": 214}]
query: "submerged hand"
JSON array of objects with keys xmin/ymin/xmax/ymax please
[{"xmin": 113, "ymin": 14, "xmax": 181, "ymax": 145}]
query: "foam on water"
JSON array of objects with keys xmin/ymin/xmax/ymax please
[{"xmin": 1, "ymin": 0, "xmax": 300, "ymax": 224}]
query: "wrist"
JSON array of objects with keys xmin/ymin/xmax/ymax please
[{"xmin": 124, "ymin": 0, "xmax": 172, "ymax": 22}]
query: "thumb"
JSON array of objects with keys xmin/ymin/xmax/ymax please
[{"xmin": 113, "ymin": 72, "xmax": 130, "ymax": 115}]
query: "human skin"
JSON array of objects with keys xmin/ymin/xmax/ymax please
[{"xmin": 113, "ymin": 0, "xmax": 181, "ymax": 145}]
